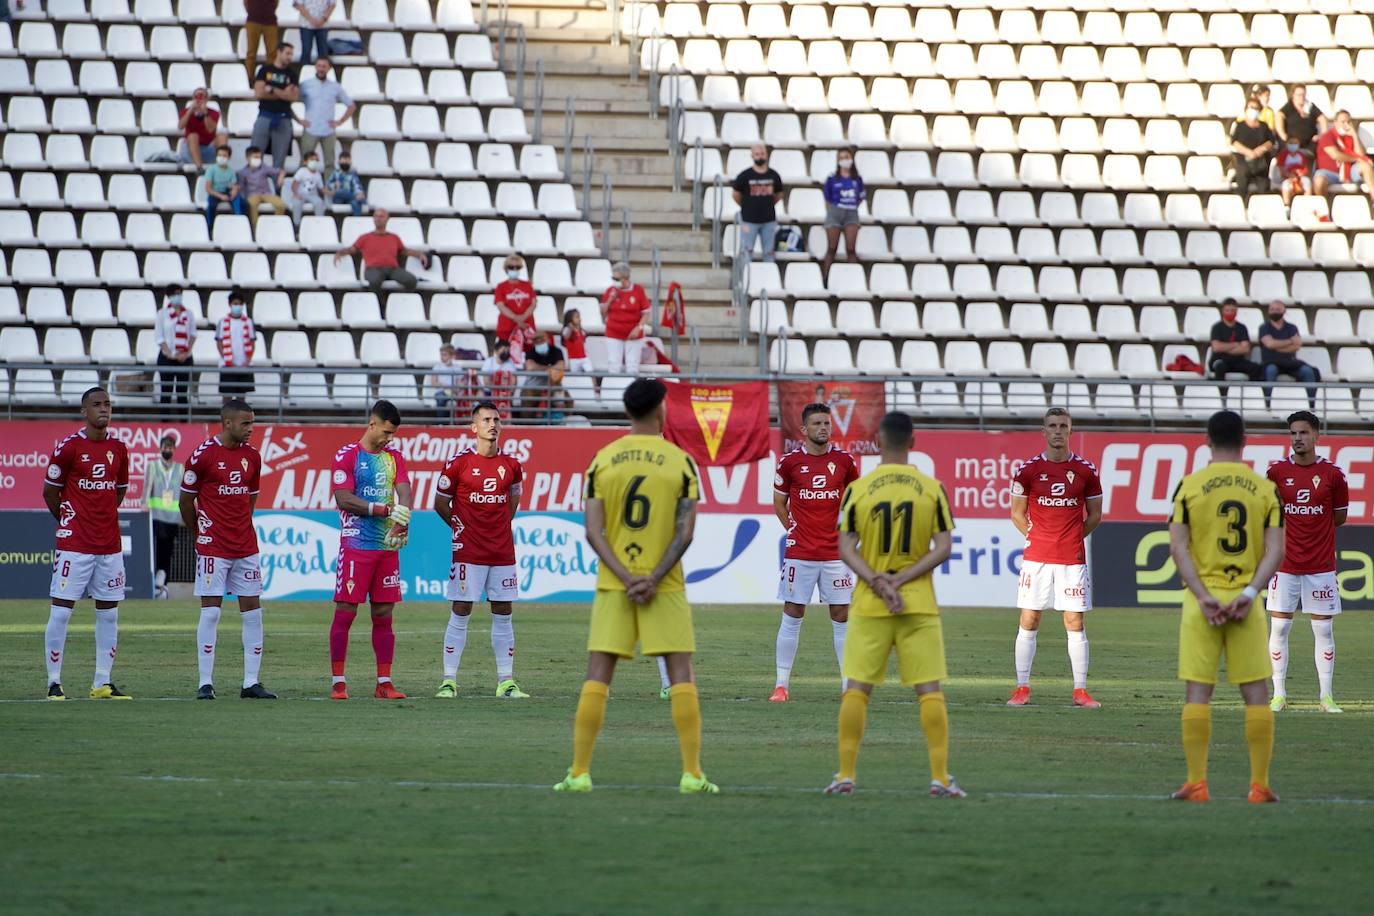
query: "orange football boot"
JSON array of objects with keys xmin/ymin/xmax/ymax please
[
  {"xmin": 1169, "ymin": 781, "xmax": 1210, "ymax": 803},
  {"xmin": 330, "ymin": 682, "xmax": 349, "ymax": 701},
  {"xmin": 769, "ymin": 686, "xmax": 789, "ymax": 703},
  {"xmin": 1248, "ymin": 783, "xmax": 1279, "ymax": 804},
  {"xmin": 1072, "ymin": 688, "xmax": 1102, "ymax": 709},
  {"xmin": 1006, "ymin": 685, "xmax": 1031, "ymax": 706},
  {"xmin": 375, "ymin": 681, "xmax": 408, "ymax": 700}
]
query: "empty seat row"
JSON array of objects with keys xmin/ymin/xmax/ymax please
[{"xmin": 34, "ymin": 0, "xmax": 477, "ymax": 29}]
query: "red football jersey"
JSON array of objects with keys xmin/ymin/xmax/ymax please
[
  {"xmin": 1011, "ymin": 453, "xmax": 1102, "ymax": 565},
  {"xmin": 45, "ymin": 429, "xmax": 129, "ymax": 555},
  {"xmin": 436, "ymin": 450, "xmax": 524, "ymax": 566},
  {"xmin": 1267, "ymin": 457, "xmax": 1348, "ymax": 575},
  {"xmin": 775, "ymin": 446, "xmax": 859, "ymax": 561},
  {"xmin": 181, "ymin": 436, "xmax": 262, "ymax": 559}
]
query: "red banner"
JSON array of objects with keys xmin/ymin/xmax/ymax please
[
  {"xmin": 663, "ymin": 381, "xmax": 771, "ymax": 466},
  {"xmin": 778, "ymin": 380, "xmax": 887, "ymax": 456}
]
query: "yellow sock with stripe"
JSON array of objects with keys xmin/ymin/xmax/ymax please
[
  {"xmin": 837, "ymin": 689, "xmax": 870, "ymax": 781},
  {"xmin": 1181, "ymin": 703, "xmax": 1211, "ymax": 785},
  {"xmin": 669, "ymin": 683, "xmax": 703, "ymax": 778},
  {"xmin": 570, "ymin": 680, "xmax": 609, "ymax": 777},
  {"xmin": 1244, "ymin": 704, "xmax": 1275, "ymax": 788},
  {"xmin": 918, "ymin": 691, "xmax": 950, "ymax": 786}
]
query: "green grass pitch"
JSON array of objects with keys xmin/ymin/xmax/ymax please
[{"xmin": 1, "ymin": 601, "xmax": 1371, "ymax": 915}]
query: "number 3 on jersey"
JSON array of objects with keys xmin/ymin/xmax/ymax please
[{"xmin": 1217, "ymin": 500, "xmax": 1247, "ymax": 554}]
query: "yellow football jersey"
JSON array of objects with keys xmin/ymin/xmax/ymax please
[
  {"xmin": 1170, "ymin": 461, "xmax": 1283, "ymax": 592},
  {"xmin": 584, "ymin": 434, "xmax": 700, "ymax": 592},
  {"xmin": 837, "ymin": 463, "xmax": 954, "ymax": 617}
]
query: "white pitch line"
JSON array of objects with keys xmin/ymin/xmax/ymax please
[{"xmin": 0, "ymin": 771, "xmax": 1369, "ymax": 805}]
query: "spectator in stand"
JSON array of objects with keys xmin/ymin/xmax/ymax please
[
  {"xmin": 1237, "ymin": 84, "xmax": 1276, "ymax": 131},
  {"xmin": 1277, "ymin": 83, "xmax": 1327, "ymax": 157},
  {"xmin": 1208, "ymin": 299, "xmax": 1261, "ymax": 382},
  {"xmin": 298, "ymin": 56, "xmax": 353, "ymax": 176},
  {"xmin": 480, "ymin": 336, "xmax": 520, "ymax": 414},
  {"xmin": 243, "ymin": 0, "xmax": 280, "ymax": 80},
  {"xmin": 293, "ymin": 0, "xmax": 335, "ymax": 65},
  {"xmin": 326, "ymin": 150, "xmax": 367, "ymax": 216},
  {"xmin": 178, "ymin": 88, "xmax": 230, "ymax": 171},
  {"xmin": 1230, "ymin": 97, "xmax": 1276, "ymax": 201},
  {"xmin": 600, "ymin": 261, "xmax": 652, "ymax": 377},
  {"xmin": 427, "ymin": 342, "xmax": 462, "ymax": 421},
  {"xmin": 290, "ymin": 149, "xmax": 326, "ymax": 226},
  {"xmin": 154, "ymin": 285, "xmax": 197, "ymax": 410},
  {"xmin": 1313, "ymin": 109, "xmax": 1374, "ymax": 204},
  {"xmin": 561, "ymin": 308, "xmax": 591, "ymax": 375},
  {"xmin": 216, "ymin": 288, "xmax": 257, "ymax": 399},
  {"xmin": 1276, "ymin": 136, "xmax": 1312, "ymax": 208},
  {"xmin": 732, "ymin": 143, "xmax": 785, "ymax": 262},
  {"xmin": 522, "ymin": 330, "xmax": 570, "ymax": 420},
  {"xmin": 144, "ymin": 433, "xmax": 184, "ymax": 600},
  {"xmin": 1259, "ymin": 300, "xmax": 1320, "ymax": 407},
  {"xmin": 821, "ymin": 147, "xmax": 864, "ymax": 280},
  {"xmin": 493, "ymin": 254, "xmax": 536, "ymax": 345},
  {"xmin": 334, "ymin": 208, "xmax": 430, "ymax": 292},
  {"xmin": 202, "ymin": 146, "xmax": 243, "ymax": 229},
  {"xmin": 251, "ymin": 43, "xmax": 300, "ymax": 170},
  {"xmin": 238, "ymin": 145, "xmax": 286, "ymax": 231}
]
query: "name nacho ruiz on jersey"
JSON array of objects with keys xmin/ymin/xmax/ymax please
[{"xmin": 1200, "ymin": 474, "xmax": 1257, "ymax": 495}]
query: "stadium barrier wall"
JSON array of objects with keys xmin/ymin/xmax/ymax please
[{"xmin": 0, "ymin": 511, "xmax": 153, "ymax": 600}]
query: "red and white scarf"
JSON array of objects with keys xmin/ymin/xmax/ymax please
[
  {"xmin": 169, "ymin": 307, "xmax": 193, "ymax": 356},
  {"xmin": 218, "ymin": 315, "xmax": 256, "ymax": 367}
]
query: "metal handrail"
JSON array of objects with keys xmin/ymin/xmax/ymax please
[
  {"xmin": 627, "ymin": 0, "xmax": 643, "ymax": 82},
  {"xmin": 649, "ymin": 245, "xmax": 662, "ymax": 330},
  {"xmin": 599, "ymin": 174, "xmax": 612, "ymax": 258},
  {"xmin": 580, "ymin": 134, "xmax": 594, "ymax": 220},
  {"xmin": 668, "ymin": 97, "xmax": 684, "ymax": 193},
  {"xmin": 532, "ymin": 59, "xmax": 545, "ymax": 144},
  {"xmin": 688, "ymin": 324, "xmax": 700, "ymax": 375},
  {"xmin": 647, "ymin": 31, "xmax": 663, "ymax": 118},
  {"xmin": 609, "ymin": 0, "xmax": 622, "ymax": 47},
  {"xmin": 561, "ymin": 96, "xmax": 575, "ymax": 179},
  {"xmin": 620, "ymin": 207, "xmax": 632, "ymax": 265},
  {"xmin": 690, "ymin": 135, "xmax": 704, "ymax": 231},
  {"xmin": 709, "ymin": 173, "xmax": 725, "ymax": 268},
  {"xmin": 756, "ymin": 289, "xmax": 771, "ymax": 372}
]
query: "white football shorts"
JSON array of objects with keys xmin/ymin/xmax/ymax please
[
  {"xmin": 1266, "ymin": 571, "xmax": 1341, "ymax": 616},
  {"xmin": 194, "ymin": 554, "xmax": 264, "ymax": 598},
  {"xmin": 446, "ymin": 562, "xmax": 519, "ymax": 602},
  {"xmin": 777, "ymin": 558, "xmax": 855, "ymax": 605},
  {"xmin": 1017, "ymin": 560, "xmax": 1092, "ymax": 612},
  {"xmin": 50, "ymin": 550, "xmax": 126, "ymax": 602}
]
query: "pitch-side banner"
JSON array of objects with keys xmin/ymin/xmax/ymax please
[
  {"xmin": 663, "ymin": 381, "xmax": 771, "ymax": 466},
  {"xmin": 0, "ymin": 510, "xmax": 153, "ymax": 599},
  {"xmin": 778, "ymin": 380, "xmax": 886, "ymax": 457}
]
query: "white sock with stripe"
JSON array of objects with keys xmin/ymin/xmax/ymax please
[
  {"xmin": 45, "ymin": 605, "xmax": 72, "ymax": 686},
  {"xmin": 491, "ymin": 614, "xmax": 515, "ymax": 681},
  {"xmin": 241, "ymin": 608, "xmax": 263, "ymax": 689},
  {"xmin": 443, "ymin": 612, "xmax": 468, "ymax": 680},
  {"xmin": 93, "ymin": 607, "xmax": 119, "ymax": 688},
  {"xmin": 774, "ymin": 613, "xmax": 802, "ymax": 688},
  {"xmin": 1066, "ymin": 629, "xmax": 1089, "ymax": 690},
  {"xmin": 198, "ymin": 605, "xmax": 221, "ymax": 687},
  {"xmin": 1312, "ymin": 618, "xmax": 1336, "ymax": 697},
  {"xmin": 1014, "ymin": 627, "xmax": 1037, "ymax": 687},
  {"xmin": 1269, "ymin": 616, "xmax": 1292, "ymax": 696}
]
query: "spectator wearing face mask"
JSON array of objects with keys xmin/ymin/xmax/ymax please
[
  {"xmin": 1230, "ymin": 97, "xmax": 1275, "ymax": 201},
  {"xmin": 522, "ymin": 330, "xmax": 570, "ymax": 420},
  {"xmin": 154, "ymin": 284, "xmax": 197, "ymax": 410},
  {"xmin": 1276, "ymin": 136, "xmax": 1312, "ymax": 208},
  {"xmin": 822, "ymin": 147, "xmax": 864, "ymax": 280},
  {"xmin": 290, "ymin": 151, "xmax": 327, "ymax": 226},
  {"xmin": 600, "ymin": 261, "xmax": 652, "ymax": 376},
  {"xmin": 1313, "ymin": 109, "xmax": 1374, "ymax": 204},
  {"xmin": 238, "ymin": 145, "xmax": 286, "ymax": 231},
  {"xmin": 493, "ymin": 255, "xmax": 536, "ymax": 344},
  {"xmin": 1277, "ymin": 83, "xmax": 1327, "ymax": 158},
  {"xmin": 1208, "ymin": 299, "xmax": 1262, "ymax": 383},
  {"xmin": 216, "ymin": 288, "xmax": 257, "ymax": 398},
  {"xmin": 732, "ymin": 143, "xmax": 785, "ymax": 262},
  {"xmin": 1259, "ymin": 300, "xmax": 1320, "ymax": 407},
  {"xmin": 1235, "ymin": 84, "xmax": 1277, "ymax": 131},
  {"xmin": 202, "ymin": 146, "xmax": 243, "ymax": 229},
  {"xmin": 145, "ymin": 433, "xmax": 184, "ymax": 600},
  {"xmin": 326, "ymin": 150, "xmax": 367, "ymax": 216}
]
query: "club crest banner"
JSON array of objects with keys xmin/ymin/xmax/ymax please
[
  {"xmin": 778, "ymin": 381, "xmax": 886, "ymax": 456},
  {"xmin": 663, "ymin": 381, "xmax": 771, "ymax": 466}
]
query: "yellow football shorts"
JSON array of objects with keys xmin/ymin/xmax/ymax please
[
  {"xmin": 843, "ymin": 612, "xmax": 947, "ymax": 687},
  {"xmin": 587, "ymin": 589, "xmax": 696, "ymax": 658},
  {"xmin": 1178, "ymin": 590, "xmax": 1272, "ymax": 685}
]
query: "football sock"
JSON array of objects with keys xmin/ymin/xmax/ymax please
[
  {"xmin": 837, "ymin": 689, "xmax": 869, "ymax": 781},
  {"xmin": 1245, "ymin": 705, "xmax": 1275, "ymax": 788},
  {"xmin": 371, "ymin": 615, "xmax": 395, "ymax": 682},
  {"xmin": 669, "ymin": 682, "xmax": 703, "ymax": 778},
  {"xmin": 197, "ymin": 605, "xmax": 222, "ymax": 687},
  {"xmin": 657, "ymin": 656, "xmax": 671, "ymax": 690},
  {"xmin": 1269, "ymin": 616, "xmax": 1292, "ymax": 696},
  {"xmin": 570, "ymin": 680, "xmax": 609, "ymax": 777},
  {"xmin": 831, "ymin": 619, "xmax": 847, "ymax": 677},
  {"xmin": 1312, "ymin": 618, "xmax": 1335, "ymax": 697},
  {"xmin": 1181, "ymin": 702, "xmax": 1211, "ymax": 784},
  {"xmin": 491, "ymin": 613, "xmax": 515, "ymax": 680},
  {"xmin": 442, "ymin": 612, "xmax": 469, "ymax": 679},
  {"xmin": 774, "ymin": 613, "xmax": 802, "ymax": 688},
  {"xmin": 240, "ymin": 608, "xmax": 263, "ymax": 689},
  {"xmin": 93, "ymin": 607, "xmax": 119, "ymax": 688},
  {"xmin": 329, "ymin": 607, "xmax": 356, "ymax": 682},
  {"xmin": 918, "ymin": 691, "xmax": 950, "ymax": 786},
  {"xmin": 1014, "ymin": 627, "xmax": 1037, "ymax": 687},
  {"xmin": 45, "ymin": 605, "xmax": 72, "ymax": 686},
  {"xmin": 1066, "ymin": 629, "xmax": 1089, "ymax": 690}
]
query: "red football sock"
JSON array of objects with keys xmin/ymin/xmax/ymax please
[
  {"xmin": 330, "ymin": 608, "xmax": 357, "ymax": 677},
  {"xmin": 372, "ymin": 615, "xmax": 395, "ymax": 679}
]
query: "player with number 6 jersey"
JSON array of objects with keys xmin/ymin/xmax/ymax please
[
  {"xmin": 434, "ymin": 400, "xmax": 527, "ymax": 699},
  {"xmin": 180, "ymin": 398, "xmax": 275, "ymax": 701}
]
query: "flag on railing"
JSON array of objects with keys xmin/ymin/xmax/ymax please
[
  {"xmin": 663, "ymin": 380, "xmax": 770, "ymax": 466},
  {"xmin": 662, "ymin": 282, "xmax": 688, "ymax": 334}
]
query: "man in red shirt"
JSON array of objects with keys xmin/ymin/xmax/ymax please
[
  {"xmin": 1266, "ymin": 410, "xmax": 1348, "ymax": 714},
  {"xmin": 180, "ymin": 398, "xmax": 276, "ymax": 700},
  {"xmin": 1007, "ymin": 408, "xmax": 1103, "ymax": 708},
  {"xmin": 1313, "ymin": 109, "xmax": 1374, "ymax": 202},
  {"xmin": 433, "ymin": 401, "xmax": 528, "ymax": 699},
  {"xmin": 178, "ymin": 87, "xmax": 230, "ymax": 170},
  {"xmin": 769, "ymin": 403, "xmax": 859, "ymax": 702},
  {"xmin": 42, "ymin": 387, "xmax": 132, "ymax": 700},
  {"xmin": 600, "ymin": 262, "xmax": 652, "ymax": 376},
  {"xmin": 333, "ymin": 208, "xmax": 430, "ymax": 293},
  {"xmin": 494, "ymin": 254, "xmax": 537, "ymax": 344}
]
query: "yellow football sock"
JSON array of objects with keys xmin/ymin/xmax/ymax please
[
  {"xmin": 1245, "ymin": 704, "xmax": 1275, "ymax": 788},
  {"xmin": 669, "ymin": 682, "xmax": 702, "ymax": 777},
  {"xmin": 919, "ymin": 691, "xmax": 950, "ymax": 786},
  {"xmin": 570, "ymin": 680, "xmax": 609, "ymax": 777},
  {"xmin": 1181, "ymin": 702, "xmax": 1211, "ymax": 785},
  {"xmin": 837, "ymin": 689, "xmax": 870, "ymax": 781}
]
